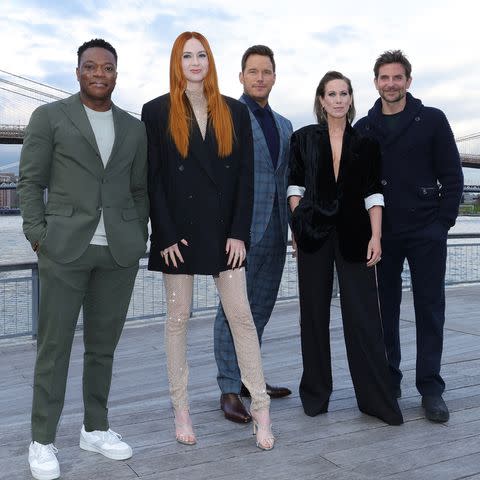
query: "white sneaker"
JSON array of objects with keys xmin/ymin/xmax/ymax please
[
  {"xmin": 28, "ymin": 442, "xmax": 60, "ymax": 480},
  {"xmin": 79, "ymin": 425, "xmax": 132, "ymax": 460}
]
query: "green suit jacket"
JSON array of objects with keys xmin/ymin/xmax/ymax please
[{"xmin": 18, "ymin": 93, "xmax": 149, "ymax": 267}]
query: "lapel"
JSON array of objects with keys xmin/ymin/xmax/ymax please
[
  {"xmin": 336, "ymin": 123, "xmax": 354, "ymax": 185},
  {"xmin": 61, "ymin": 93, "xmax": 125, "ymax": 175},
  {"xmin": 106, "ymin": 104, "xmax": 127, "ymax": 169},
  {"xmin": 180, "ymin": 94, "xmax": 217, "ymax": 186},
  {"xmin": 189, "ymin": 115, "xmax": 218, "ymax": 186},
  {"xmin": 368, "ymin": 99, "xmax": 388, "ymax": 140},
  {"xmin": 239, "ymin": 96, "xmax": 274, "ymax": 173},
  {"xmin": 61, "ymin": 93, "xmax": 101, "ymax": 159},
  {"xmin": 272, "ymin": 111, "xmax": 285, "ymax": 172},
  {"xmin": 316, "ymin": 121, "xmax": 353, "ymax": 188},
  {"xmin": 316, "ymin": 123, "xmax": 337, "ymax": 192}
]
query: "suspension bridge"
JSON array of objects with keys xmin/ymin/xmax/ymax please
[
  {"xmin": 0, "ymin": 68, "xmax": 139, "ymax": 148},
  {"xmin": 1, "ymin": 68, "xmax": 479, "ymax": 168},
  {"xmin": 0, "ymin": 69, "xmax": 74, "ymax": 145}
]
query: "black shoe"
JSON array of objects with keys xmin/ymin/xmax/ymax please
[
  {"xmin": 422, "ymin": 395, "xmax": 449, "ymax": 423},
  {"xmin": 220, "ymin": 394, "xmax": 252, "ymax": 423},
  {"xmin": 241, "ymin": 383, "xmax": 292, "ymax": 399}
]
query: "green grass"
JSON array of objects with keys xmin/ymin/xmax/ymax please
[{"xmin": 459, "ymin": 204, "xmax": 480, "ymax": 214}]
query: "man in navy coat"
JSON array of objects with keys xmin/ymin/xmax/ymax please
[
  {"xmin": 355, "ymin": 50, "xmax": 463, "ymax": 423},
  {"xmin": 214, "ymin": 45, "xmax": 293, "ymax": 423}
]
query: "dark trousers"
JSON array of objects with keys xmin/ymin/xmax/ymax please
[
  {"xmin": 214, "ymin": 201, "xmax": 286, "ymax": 394},
  {"xmin": 32, "ymin": 245, "xmax": 138, "ymax": 444},
  {"xmin": 378, "ymin": 221, "xmax": 448, "ymax": 396},
  {"xmin": 298, "ymin": 231, "xmax": 403, "ymax": 425}
]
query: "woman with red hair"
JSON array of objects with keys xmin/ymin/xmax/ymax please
[{"xmin": 142, "ymin": 32, "xmax": 273, "ymax": 450}]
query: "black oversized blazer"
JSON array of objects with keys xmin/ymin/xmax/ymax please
[
  {"xmin": 141, "ymin": 93, "xmax": 254, "ymax": 274},
  {"xmin": 288, "ymin": 122, "xmax": 382, "ymax": 262}
]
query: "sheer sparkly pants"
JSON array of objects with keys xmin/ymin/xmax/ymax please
[{"xmin": 163, "ymin": 268, "xmax": 270, "ymax": 412}]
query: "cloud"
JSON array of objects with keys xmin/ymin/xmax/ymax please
[
  {"xmin": 0, "ymin": 0, "xmax": 479, "ymax": 137},
  {"xmin": 313, "ymin": 25, "xmax": 360, "ymax": 45}
]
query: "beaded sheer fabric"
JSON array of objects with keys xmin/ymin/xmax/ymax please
[
  {"xmin": 163, "ymin": 268, "xmax": 270, "ymax": 412},
  {"xmin": 185, "ymin": 89, "xmax": 208, "ymax": 140}
]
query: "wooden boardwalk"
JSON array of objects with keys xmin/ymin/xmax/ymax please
[{"xmin": 1, "ymin": 284, "xmax": 480, "ymax": 480}]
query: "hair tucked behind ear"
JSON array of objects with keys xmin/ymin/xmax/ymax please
[{"xmin": 168, "ymin": 31, "xmax": 234, "ymax": 158}]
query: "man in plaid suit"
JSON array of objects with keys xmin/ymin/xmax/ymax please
[{"xmin": 214, "ymin": 45, "xmax": 293, "ymax": 423}]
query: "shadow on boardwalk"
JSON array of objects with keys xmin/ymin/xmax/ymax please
[{"xmin": 1, "ymin": 285, "xmax": 480, "ymax": 480}]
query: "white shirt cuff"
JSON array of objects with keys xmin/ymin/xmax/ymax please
[
  {"xmin": 287, "ymin": 185, "xmax": 305, "ymax": 198},
  {"xmin": 364, "ymin": 193, "xmax": 384, "ymax": 210}
]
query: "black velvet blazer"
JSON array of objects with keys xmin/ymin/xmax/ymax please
[
  {"xmin": 142, "ymin": 93, "xmax": 254, "ymax": 274},
  {"xmin": 288, "ymin": 122, "xmax": 382, "ymax": 262}
]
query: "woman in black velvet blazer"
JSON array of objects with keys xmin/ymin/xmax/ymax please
[
  {"xmin": 288, "ymin": 71, "xmax": 403, "ymax": 425},
  {"xmin": 142, "ymin": 31, "xmax": 273, "ymax": 451}
]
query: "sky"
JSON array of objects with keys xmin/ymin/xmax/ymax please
[{"xmin": 1, "ymin": 0, "xmax": 479, "ymax": 169}]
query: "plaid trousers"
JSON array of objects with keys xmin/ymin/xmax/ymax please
[{"xmin": 214, "ymin": 200, "xmax": 286, "ymax": 394}]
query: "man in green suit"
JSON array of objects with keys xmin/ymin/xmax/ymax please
[{"xmin": 18, "ymin": 39, "xmax": 148, "ymax": 480}]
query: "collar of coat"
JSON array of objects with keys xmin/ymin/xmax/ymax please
[
  {"xmin": 301, "ymin": 120, "xmax": 358, "ymax": 200},
  {"xmin": 314, "ymin": 120, "xmax": 359, "ymax": 151},
  {"xmin": 365, "ymin": 92, "xmax": 423, "ymax": 146}
]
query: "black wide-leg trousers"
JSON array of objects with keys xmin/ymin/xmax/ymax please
[{"xmin": 297, "ymin": 231, "xmax": 403, "ymax": 425}]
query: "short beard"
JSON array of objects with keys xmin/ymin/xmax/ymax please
[{"xmin": 381, "ymin": 90, "xmax": 405, "ymax": 104}]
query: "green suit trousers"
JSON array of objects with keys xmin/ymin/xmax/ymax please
[{"xmin": 31, "ymin": 245, "xmax": 138, "ymax": 444}]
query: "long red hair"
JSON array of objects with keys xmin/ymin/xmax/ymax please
[{"xmin": 168, "ymin": 31, "xmax": 234, "ymax": 158}]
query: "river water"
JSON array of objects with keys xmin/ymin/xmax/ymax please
[
  {"xmin": 0, "ymin": 214, "xmax": 478, "ymax": 336},
  {"xmin": 1, "ymin": 214, "xmax": 480, "ymax": 266}
]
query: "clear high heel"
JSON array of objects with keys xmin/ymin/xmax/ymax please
[
  {"xmin": 251, "ymin": 410, "xmax": 274, "ymax": 451},
  {"xmin": 173, "ymin": 409, "xmax": 196, "ymax": 445}
]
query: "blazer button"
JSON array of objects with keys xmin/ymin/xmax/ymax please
[
  {"xmin": 188, "ymin": 194, "xmax": 193, "ymax": 199},
  {"xmin": 422, "ymin": 188, "xmax": 427, "ymax": 195},
  {"xmin": 178, "ymin": 165, "xmax": 184, "ymax": 172},
  {"xmin": 381, "ymin": 179, "xmax": 387, "ymax": 186},
  {"xmin": 415, "ymin": 116, "xmax": 420, "ymax": 122}
]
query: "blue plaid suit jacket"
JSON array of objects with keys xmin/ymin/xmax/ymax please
[{"xmin": 240, "ymin": 96, "xmax": 293, "ymax": 247}]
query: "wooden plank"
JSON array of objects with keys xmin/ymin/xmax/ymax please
[
  {"xmin": 1, "ymin": 285, "xmax": 480, "ymax": 479},
  {"xmin": 350, "ymin": 435, "xmax": 480, "ymax": 477},
  {"xmin": 387, "ymin": 452, "xmax": 480, "ymax": 480}
]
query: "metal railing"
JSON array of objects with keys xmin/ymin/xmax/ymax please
[
  {"xmin": 1, "ymin": 236, "xmax": 479, "ymax": 339},
  {"xmin": 0, "ymin": 247, "xmax": 300, "ymax": 339}
]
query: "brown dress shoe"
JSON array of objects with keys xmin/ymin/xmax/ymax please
[
  {"xmin": 241, "ymin": 383, "xmax": 292, "ymax": 399},
  {"xmin": 220, "ymin": 393, "xmax": 252, "ymax": 423}
]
